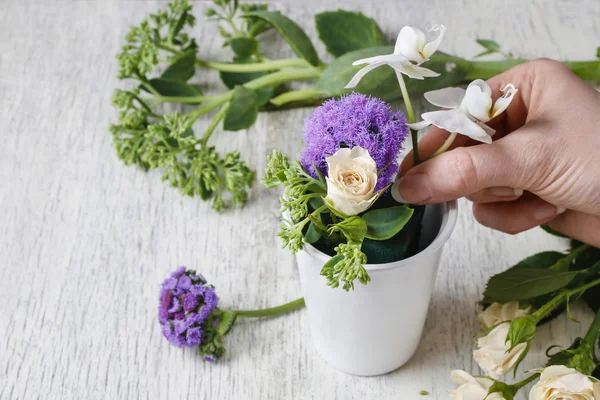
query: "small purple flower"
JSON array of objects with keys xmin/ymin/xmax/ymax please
[
  {"xmin": 300, "ymin": 93, "xmax": 409, "ymax": 190},
  {"xmin": 158, "ymin": 267, "xmax": 219, "ymax": 348}
]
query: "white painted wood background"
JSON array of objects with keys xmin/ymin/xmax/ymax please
[{"xmin": 1, "ymin": 0, "xmax": 599, "ymax": 399}]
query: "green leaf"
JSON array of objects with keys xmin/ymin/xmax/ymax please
[
  {"xmin": 362, "ymin": 206, "xmax": 414, "ymax": 241},
  {"xmin": 316, "ymin": 47, "xmax": 468, "ymax": 101},
  {"xmin": 161, "ymin": 51, "xmax": 196, "ymax": 82},
  {"xmin": 216, "ymin": 311, "xmax": 238, "ymax": 336},
  {"xmin": 304, "ymin": 221, "xmax": 322, "ymax": 244},
  {"xmin": 328, "ymin": 216, "xmax": 368, "ymax": 242},
  {"xmin": 243, "ymin": 11, "xmax": 320, "ymax": 66},
  {"xmin": 145, "ymin": 78, "xmax": 202, "ymax": 97},
  {"xmin": 540, "ymin": 224, "xmax": 570, "ymax": 238},
  {"xmin": 597, "ymin": 47, "xmax": 600, "ymax": 59},
  {"xmin": 476, "ymin": 39, "xmax": 502, "ymax": 52},
  {"xmin": 507, "ymin": 316, "xmax": 537, "ymax": 350},
  {"xmin": 315, "ymin": 10, "xmax": 387, "ymax": 57},
  {"xmin": 513, "ymin": 251, "xmax": 566, "ymax": 269},
  {"xmin": 230, "ymin": 37, "xmax": 259, "ymax": 58},
  {"xmin": 223, "ymin": 85, "xmax": 259, "ymax": 131},
  {"xmin": 484, "ymin": 268, "xmax": 579, "ymax": 302}
]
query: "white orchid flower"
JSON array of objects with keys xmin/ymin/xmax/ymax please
[
  {"xmin": 408, "ymin": 79, "xmax": 518, "ymax": 144},
  {"xmin": 345, "ymin": 25, "xmax": 445, "ymax": 88}
]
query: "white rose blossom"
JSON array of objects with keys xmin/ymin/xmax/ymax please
[
  {"xmin": 449, "ymin": 370, "xmax": 506, "ymax": 400},
  {"xmin": 530, "ymin": 366, "xmax": 600, "ymax": 400},
  {"xmin": 479, "ymin": 302, "xmax": 531, "ymax": 329},
  {"xmin": 324, "ymin": 146, "xmax": 378, "ymax": 216},
  {"xmin": 408, "ymin": 79, "xmax": 518, "ymax": 144},
  {"xmin": 345, "ymin": 25, "xmax": 445, "ymax": 88},
  {"xmin": 473, "ymin": 322, "xmax": 527, "ymax": 379}
]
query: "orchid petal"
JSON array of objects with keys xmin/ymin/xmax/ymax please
[
  {"xmin": 424, "ymin": 87, "xmax": 465, "ymax": 108},
  {"xmin": 345, "ymin": 61, "xmax": 385, "ymax": 88},
  {"xmin": 491, "ymin": 83, "xmax": 518, "ymax": 118},
  {"xmin": 476, "ymin": 120, "xmax": 496, "ymax": 137},
  {"xmin": 394, "ymin": 26, "xmax": 427, "ymax": 61},
  {"xmin": 422, "ymin": 25, "xmax": 446, "ymax": 59},
  {"xmin": 391, "ymin": 62, "xmax": 440, "ymax": 80},
  {"xmin": 352, "ymin": 55, "xmax": 388, "ymax": 66},
  {"xmin": 421, "ymin": 109, "xmax": 492, "ymax": 142},
  {"xmin": 463, "ymin": 79, "xmax": 493, "ymax": 122},
  {"xmin": 407, "ymin": 120, "xmax": 432, "ymax": 130}
]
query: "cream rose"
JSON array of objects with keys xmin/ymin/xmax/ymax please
[
  {"xmin": 449, "ymin": 370, "xmax": 506, "ymax": 400},
  {"xmin": 324, "ymin": 146, "xmax": 378, "ymax": 216},
  {"xmin": 473, "ymin": 322, "xmax": 527, "ymax": 379},
  {"xmin": 479, "ymin": 302, "xmax": 531, "ymax": 329},
  {"xmin": 530, "ymin": 366, "xmax": 600, "ymax": 400}
]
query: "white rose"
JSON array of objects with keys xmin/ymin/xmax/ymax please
[
  {"xmin": 473, "ymin": 322, "xmax": 527, "ymax": 379},
  {"xmin": 530, "ymin": 366, "xmax": 600, "ymax": 400},
  {"xmin": 479, "ymin": 302, "xmax": 531, "ymax": 329},
  {"xmin": 449, "ymin": 370, "xmax": 506, "ymax": 400},
  {"xmin": 324, "ymin": 146, "xmax": 378, "ymax": 216}
]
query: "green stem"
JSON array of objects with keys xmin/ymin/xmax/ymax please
[
  {"xmin": 234, "ymin": 297, "xmax": 305, "ymax": 318},
  {"xmin": 395, "ymin": 71, "xmax": 420, "ymax": 165},
  {"xmin": 201, "ymin": 103, "xmax": 230, "ymax": 143},
  {"xmin": 513, "ymin": 373, "xmax": 540, "ymax": 390},
  {"xmin": 583, "ymin": 310, "xmax": 600, "ymax": 346},
  {"xmin": 270, "ymin": 89, "xmax": 323, "ymax": 106},
  {"xmin": 550, "ymin": 244, "xmax": 590, "ymax": 271},
  {"xmin": 430, "ymin": 132, "xmax": 457, "ymax": 158},
  {"xmin": 533, "ymin": 276, "xmax": 600, "ymax": 322},
  {"xmin": 157, "ymin": 44, "xmax": 311, "ymax": 72}
]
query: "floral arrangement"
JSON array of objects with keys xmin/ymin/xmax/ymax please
[
  {"xmin": 264, "ymin": 25, "xmax": 517, "ymax": 291},
  {"xmin": 111, "ymin": 0, "xmax": 600, "ymax": 212}
]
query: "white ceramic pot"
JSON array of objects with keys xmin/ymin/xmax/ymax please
[{"xmin": 296, "ymin": 201, "xmax": 458, "ymax": 376}]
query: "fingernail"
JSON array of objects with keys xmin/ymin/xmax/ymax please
[
  {"xmin": 395, "ymin": 173, "xmax": 432, "ymax": 204},
  {"xmin": 490, "ymin": 187, "xmax": 523, "ymax": 197},
  {"xmin": 533, "ymin": 204, "xmax": 562, "ymax": 221},
  {"xmin": 556, "ymin": 206, "xmax": 567, "ymax": 215},
  {"xmin": 391, "ymin": 180, "xmax": 407, "ymax": 203}
]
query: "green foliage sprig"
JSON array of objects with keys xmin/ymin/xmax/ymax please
[{"xmin": 112, "ymin": 0, "xmax": 600, "ymax": 211}]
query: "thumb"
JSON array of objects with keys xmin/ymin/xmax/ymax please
[{"xmin": 392, "ymin": 133, "xmax": 536, "ymax": 204}]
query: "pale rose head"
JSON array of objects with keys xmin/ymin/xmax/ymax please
[
  {"xmin": 473, "ymin": 322, "xmax": 527, "ymax": 379},
  {"xmin": 449, "ymin": 370, "xmax": 506, "ymax": 400},
  {"xmin": 479, "ymin": 301, "xmax": 531, "ymax": 329},
  {"xmin": 530, "ymin": 366, "xmax": 600, "ymax": 400},
  {"xmin": 324, "ymin": 146, "xmax": 378, "ymax": 216}
]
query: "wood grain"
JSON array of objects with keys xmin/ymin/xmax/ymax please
[{"xmin": 1, "ymin": 0, "xmax": 599, "ymax": 399}]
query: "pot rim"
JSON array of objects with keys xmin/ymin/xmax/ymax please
[{"xmin": 302, "ymin": 200, "xmax": 459, "ymax": 271}]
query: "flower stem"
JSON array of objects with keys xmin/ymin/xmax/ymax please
[
  {"xmin": 513, "ymin": 373, "xmax": 540, "ymax": 390},
  {"xmin": 201, "ymin": 103, "xmax": 229, "ymax": 143},
  {"xmin": 270, "ymin": 88, "xmax": 323, "ymax": 106},
  {"xmin": 395, "ymin": 71, "xmax": 421, "ymax": 165},
  {"xmin": 533, "ymin": 276, "xmax": 600, "ymax": 322},
  {"xmin": 583, "ymin": 309, "xmax": 600, "ymax": 346},
  {"xmin": 429, "ymin": 132, "xmax": 457, "ymax": 158},
  {"xmin": 234, "ymin": 297, "xmax": 305, "ymax": 318}
]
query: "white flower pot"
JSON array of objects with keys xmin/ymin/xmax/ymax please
[{"xmin": 296, "ymin": 201, "xmax": 458, "ymax": 376}]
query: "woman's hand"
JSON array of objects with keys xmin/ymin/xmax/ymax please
[{"xmin": 394, "ymin": 58, "xmax": 600, "ymax": 246}]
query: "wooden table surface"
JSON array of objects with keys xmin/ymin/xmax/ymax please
[{"xmin": 2, "ymin": 0, "xmax": 599, "ymax": 399}]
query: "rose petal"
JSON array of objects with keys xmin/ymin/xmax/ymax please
[
  {"xmin": 424, "ymin": 87, "xmax": 466, "ymax": 108},
  {"xmin": 491, "ymin": 83, "xmax": 518, "ymax": 118},
  {"xmin": 422, "ymin": 25, "xmax": 446, "ymax": 59},
  {"xmin": 421, "ymin": 109, "xmax": 492, "ymax": 142}
]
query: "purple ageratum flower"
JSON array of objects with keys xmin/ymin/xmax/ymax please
[
  {"xmin": 158, "ymin": 267, "xmax": 219, "ymax": 348},
  {"xmin": 300, "ymin": 93, "xmax": 409, "ymax": 190}
]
